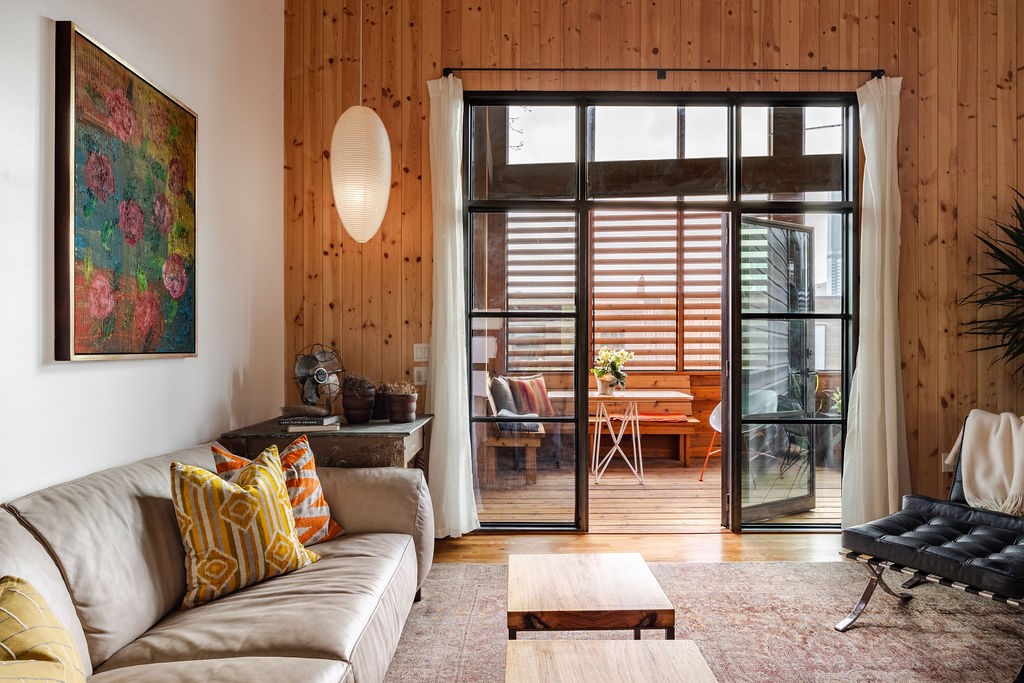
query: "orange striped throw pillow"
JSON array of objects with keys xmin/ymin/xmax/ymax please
[
  {"xmin": 171, "ymin": 450, "xmax": 319, "ymax": 608},
  {"xmin": 212, "ymin": 436, "xmax": 343, "ymax": 546},
  {"xmin": 508, "ymin": 374, "xmax": 555, "ymax": 417}
]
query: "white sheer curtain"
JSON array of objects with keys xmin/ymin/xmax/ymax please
[
  {"xmin": 842, "ymin": 76, "xmax": 911, "ymax": 527},
  {"xmin": 426, "ymin": 75, "xmax": 479, "ymax": 538}
]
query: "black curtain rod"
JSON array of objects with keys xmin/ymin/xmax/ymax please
[{"xmin": 442, "ymin": 66, "xmax": 885, "ymax": 79}]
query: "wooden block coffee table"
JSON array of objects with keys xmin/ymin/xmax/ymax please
[
  {"xmin": 505, "ymin": 640, "xmax": 717, "ymax": 682},
  {"xmin": 507, "ymin": 553, "xmax": 675, "ymax": 640}
]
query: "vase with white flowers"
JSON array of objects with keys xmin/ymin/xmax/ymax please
[{"xmin": 592, "ymin": 347, "xmax": 634, "ymax": 395}]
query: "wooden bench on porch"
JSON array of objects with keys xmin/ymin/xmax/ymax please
[{"xmin": 479, "ymin": 425, "xmax": 545, "ymax": 489}]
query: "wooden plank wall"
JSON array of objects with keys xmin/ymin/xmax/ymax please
[{"xmin": 284, "ymin": 0, "xmax": 1024, "ymax": 499}]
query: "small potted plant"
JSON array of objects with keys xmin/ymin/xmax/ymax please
[
  {"xmin": 383, "ymin": 381, "xmax": 418, "ymax": 423},
  {"xmin": 341, "ymin": 372, "xmax": 376, "ymax": 424},
  {"xmin": 591, "ymin": 347, "xmax": 634, "ymax": 395}
]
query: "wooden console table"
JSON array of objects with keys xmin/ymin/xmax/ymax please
[{"xmin": 219, "ymin": 415, "xmax": 432, "ymax": 471}]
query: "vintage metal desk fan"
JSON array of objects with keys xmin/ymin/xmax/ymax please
[{"xmin": 288, "ymin": 344, "xmax": 344, "ymax": 416}]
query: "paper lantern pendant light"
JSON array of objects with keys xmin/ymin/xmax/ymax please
[{"xmin": 330, "ymin": 105, "xmax": 391, "ymax": 243}]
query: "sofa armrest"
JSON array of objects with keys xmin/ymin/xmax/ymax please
[{"xmin": 317, "ymin": 467, "xmax": 434, "ymax": 589}]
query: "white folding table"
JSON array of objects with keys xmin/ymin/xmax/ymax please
[{"xmin": 550, "ymin": 389, "xmax": 693, "ymax": 484}]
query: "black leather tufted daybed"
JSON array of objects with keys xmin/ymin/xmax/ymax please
[{"xmin": 837, "ymin": 458, "xmax": 1024, "ymax": 678}]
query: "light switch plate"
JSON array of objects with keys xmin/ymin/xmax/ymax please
[
  {"xmin": 414, "ymin": 367, "xmax": 428, "ymax": 385},
  {"xmin": 413, "ymin": 343, "xmax": 431, "ymax": 362}
]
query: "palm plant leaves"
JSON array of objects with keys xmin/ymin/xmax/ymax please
[{"xmin": 961, "ymin": 189, "xmax": 1024, "ymax": 377}]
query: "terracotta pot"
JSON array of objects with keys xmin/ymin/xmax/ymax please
[
  {"xmin": 387, "ymin": 393, "xmax": 417, "ymax": 423},
  {"xmin": 342, "ymin": 388, "xmax": 376, "ymax": 424}
]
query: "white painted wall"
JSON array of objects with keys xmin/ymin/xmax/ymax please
[{"xmin": 0, "ymin": 0, "xmax": 284, "ymax": 500}]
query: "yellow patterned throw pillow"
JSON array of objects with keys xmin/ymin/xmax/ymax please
[
  {"xmin": 0, "ymin": 576, "xmax": 86, "ymax": 683},
  {"xmin": 170, "ymin": 450, "xmax": 319, "ymax": 608}
]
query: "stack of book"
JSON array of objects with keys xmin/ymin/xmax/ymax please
[{"xmin": 277, "ymin": 414, "xmax": 342, "ymax": 433}]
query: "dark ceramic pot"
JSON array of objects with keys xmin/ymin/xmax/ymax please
[
  {"xmin": 342, "ymin": 388, "xmax": 376, "ymax": 424},
  {"xmin": 386, "ymin": 393, "xmax": 417, "ymax": 423},
  {"xmin": 371, "ymin": 391, "xmax": 389, "ymax": 420}
]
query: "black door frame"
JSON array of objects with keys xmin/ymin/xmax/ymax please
[{"xmin": 462, "ymin": 91, "xmax": 859, "ymax": 532}]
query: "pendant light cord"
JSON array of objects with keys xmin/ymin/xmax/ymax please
[{"xmin": 358, "ymin": 0, "xmax": 363, "ymax": 106}]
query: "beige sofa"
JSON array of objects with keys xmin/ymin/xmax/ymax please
[{"xmin": 0, "ymin": 443, "xmax": 434, "ymax": 682}]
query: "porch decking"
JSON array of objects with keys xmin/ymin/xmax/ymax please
[{"xmin": 475, "ymin": 455, "xmax": 841, "ymax": 531}]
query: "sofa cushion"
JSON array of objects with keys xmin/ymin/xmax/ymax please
[
  {"xmin": 5, "ymin": 445, "xmax": 212, "ymax": 668},
  {"xmin": 487, "ymin": 375, "xmax": 517, "ymax": 414},
  {"xmin": 212, "ymin": 436, "xmax": 343, "ymax": 546},
  {"xmin": 0, "ymin": 576, "xmax": 86, "ymax": 683},
  {"xmin": 97, "ymin": 532, "xmax": 417, "ymax": 682},
  {"xmin": 0, "ymin": 510, "xmax": 91, "ymax": 675},
  {"xmin": 88, "ymin": 656, "xmax": 351, "ymax": 683},
  {"xmin": 843, "ymin": 494, "xmax": 1024, "ymax": 598},
  {"xmin": 171, "ymin": 452, "xmax": 319, "ymax": 608}
]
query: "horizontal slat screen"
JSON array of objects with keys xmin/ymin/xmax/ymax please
[
  {"xmin": 681, "ymin": 212, "xmax": 725, "ymax": 370},
  {"xmin": 506, "ymin": 212, "xmax": 576, "ymax": 373},
  {"xmin": 504, "ymin": 210, "xmax": 724, "ymax": 373},
  {"xmin": 592, "ymin": 208, "xmax": 679, "ymax": 370}
]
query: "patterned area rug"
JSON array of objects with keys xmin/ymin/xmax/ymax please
[{"xmin": 385, "ymin": 561, "xmax": 1024, "ymax": 682}]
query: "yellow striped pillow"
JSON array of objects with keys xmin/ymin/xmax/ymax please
[
  {"xmin": 0, "ymin": 576, "xmax": 86, "ymax": 683},
  {"xmin": 170, "ymin": 450, "xmax": 319, "ymax": 608}
]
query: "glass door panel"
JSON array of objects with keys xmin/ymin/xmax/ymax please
[
  {"xmin": 468, "ymin": 210, "xmax": 580, "ymax": 527},
  {"xmin": 736, "ymin": 214, "xmax": 848, "ymax": 526}
]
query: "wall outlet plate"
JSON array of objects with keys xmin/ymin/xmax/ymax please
[
  {"xmin": 414, "ymin": 366, "xmax": 428, "ymax": 385},
  {"xmin": 413, "ymin": 343, "xmax": 430, "ymax": 362},
  {"xmin": 941, "ymin": 452, "xmax": 956, "ymax": 472}
]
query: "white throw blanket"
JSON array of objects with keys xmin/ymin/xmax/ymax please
[{"xmin": 945, "ymin": 409, "xmax": 1024, "ymax": 515}]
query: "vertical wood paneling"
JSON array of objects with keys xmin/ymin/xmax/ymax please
[
  {"xmin": 896, "ymin": 0, "xmax": 920, "ymax": 486},
  {"xmin": 284, "ymin": 0, "xmax": 1024, "ymax": 499},
  {"xmin": 540, "ymin": 0, "xmax": 562, "ymax": 88},
  {"xmin": 679, "ymin": 0, "xmax": 701, "ymax": 90},
  {"xmin": 322, "ymin": 1, "xmax": 344, "ymax": 359},
  {"xmin": 359, "ymin": 0, "xmax": 384, "ymax": 378},
  {"xmin": 935, "ymin": 0, "xmax": 958, "ymax": 495},
  {"xmin": 339, "ymin": 0, "xmax": 363, "ymax": 372},
  {"xmin": 481, "ymin": 0, "xmax": 501, "ymax": 91},
  {"xmin": 819, "ymin": 1, "xmax": 840, "ymax": 91},
  {"xmin": 838, "ymin": 0, "xmax": 860, "ymax": 90},
  {"xmin": 561, "ymin": 0, "xmax": 582, "ymax": 91},
  {"xmin": 401, "ymin": 0, "xmax": 423, "ymax": 384},
  {"xmin": 700, "ymin": 0, "xmax": 724, "ymax": 90},
  {"xmin": 798, "ymin": 0, "xmax": 819, "ymax": 91},
  {"xmin": 955, "ymin": 0, "xmax": 979, "ymax": 431},
  {"xmin": 520, "ymin": 0, "xmax": 541, "ymax": 89},
  {"xmin": 995, "ymin": 0, "xmax": 1018, "ymax": 415},
  {"xmin": 380, "ymin": 0, "xmax": 403, "ymax": 383},
  {"xmin": 641, "ymin": 0, "xmax": 660, "ymax": 90},
  {"xmin": 283, "ymin": 0, "xmax": 304, "ymax": 402},
  {"xmin": 741, "ymin": 0, "xmax": 762, "ymax": 90},
  {"xmin": 721, "ymin": 0, "xmax": 741, "ymax": 91},
  {"xmin": 778, "ymin": 0, "xmax": 800, "ymax": 90},
  {"xmin": 301, "ymin": 0, "xmax": 325, "ymax": 359},
  {"xmin": 977, "ymin": 0, "xmax": 999, "ymax": 412},
  {"xmin": 760, "ymin": 0, "xmax": 781, "ymax": 89},
  {"xmin": 917, "ymin": 0, "xmax": 939, "ymax": 496}
]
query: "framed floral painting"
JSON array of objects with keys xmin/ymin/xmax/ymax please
[{"xmin": 55, "ymin": 22, "xmax": 196, "ymax": 360}]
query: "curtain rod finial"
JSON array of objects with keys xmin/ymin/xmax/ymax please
[
  {"xmin": 443, "ymin": 67, "xmax": 454, "ymax": 78},
  {"xmin": 871, "ymin": 69, "xmax": 885, "ymax": 79}
]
